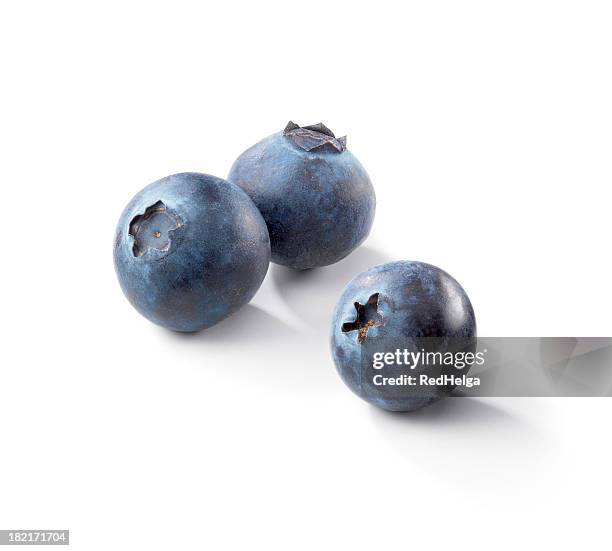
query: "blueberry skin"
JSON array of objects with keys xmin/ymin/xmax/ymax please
[
  {"xmin": 113, "ymin": 172, "xmax": 270, "ymax": 332},
  {"xmin": 228, "ymin": 122, "xmax": 376, "ymax": 270},
  {"xmin": 330, "ymin": 261, "xmax": 477, "ymax": 412}
]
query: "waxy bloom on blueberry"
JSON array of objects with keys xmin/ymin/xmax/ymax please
[
  {"xmin": 228, "ymin": 122, "xmax": 376, "ymax": 270},
  {"xmin": 113, "ymin": 172, "xmax": 270, "ymax": 332},
  {"xmin": 331, "ymin": 261, "xmax": 477, "ymax": 412}
]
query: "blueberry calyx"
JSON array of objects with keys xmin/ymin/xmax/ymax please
[
  {"xmin": 341, "ymin": 293, "xmax": 384, "ymax": 344},
  {"xmin": 283, "ymin": 121, "xmax": 347, "ymax": 153},
  {"xmin": 128, "ymin": 200, "xmax": 183, "ymax": 257}
]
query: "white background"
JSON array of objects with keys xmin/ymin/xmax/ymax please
[{"xmin": 1, "ymin": 1, "xmax": 611, "ymax": 549}]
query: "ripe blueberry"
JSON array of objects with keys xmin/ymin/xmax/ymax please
[
  {"xmin": 228, "ymin": 122, "xmax": 376, "ymax": 270},
  {"xmin": 113, "ymin": 172, "xmax": 270, "ymax": 332},
  {"xmin": 330, "ymin": 261, "xmax": 477, "ymax": 412}
]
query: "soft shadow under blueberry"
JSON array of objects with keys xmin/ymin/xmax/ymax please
[
  {"xmin": 165, "ymin": 304, "xmax": 298, "ymax": 344},
  {"xmin": 272, "ymin": 245, "xmax": 393, "ymax": 333},
  {"xmin": 159, "ymin": 303, "xmax": 336, "ymax": 391},
  {"xmin": 369, "ymin": 397, "xmax": 557, "ymax": 490},
  {"xmin": 369, "ymin": 396, "xmax": 519, "ymax": 427}
]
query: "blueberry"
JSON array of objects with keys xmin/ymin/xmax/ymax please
[
  {"xmin": 228, "ymin": 122, "xmax": 376, "ymax": 270},
  {"xmin": 113, "ymin": 172, "xmax": 270, "ymax": 332},
  {"xmin": 330, "ymin": 261, "xmax": 477, "ymax": 412}
]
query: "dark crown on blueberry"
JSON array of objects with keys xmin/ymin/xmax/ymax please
[{"xmin": 283, "ymin": 121, "xmax": 347, "ymax": 153}]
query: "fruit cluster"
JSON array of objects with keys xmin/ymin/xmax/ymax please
[{"xmin": 114, "ymin": 122, "xmax": 476, "ymax": 412}]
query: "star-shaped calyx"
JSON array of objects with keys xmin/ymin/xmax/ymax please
[
  {"xmin": 283, "ymin": 121, "xmax": 347, "ymax": 153},
  {"xmin": 129, "ymin": 200, "xmax": 183, "ymax": 257},
  {"xmin": 341, "ymin": 293, "xmax": 384, "ymax": 344}
]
